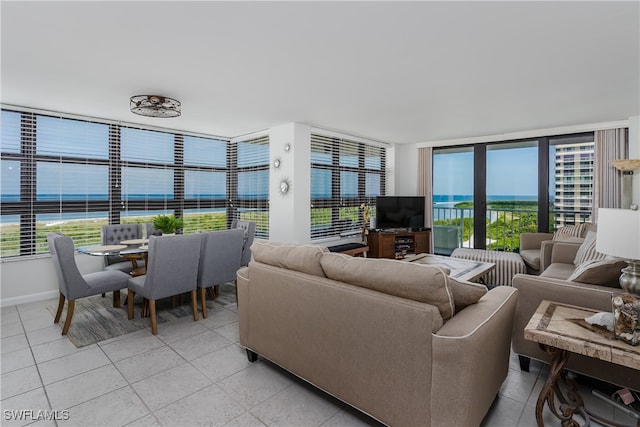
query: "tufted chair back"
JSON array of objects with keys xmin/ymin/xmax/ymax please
[
  {"xmin": 101, "ymin": 224, "xmax": 143, "ymax": 266},
  {"xmin": 145, "ymin": 222, "xmax": 163, "ymax": 238}
]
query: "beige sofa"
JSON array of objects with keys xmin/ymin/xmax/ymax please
[
  {"xmin": 512, "ymin": 240, "xmax": 639, "ymax": 391},
  {"xmin": 237, "ymin": 241, "xmax": 519, "ymax": 427}
]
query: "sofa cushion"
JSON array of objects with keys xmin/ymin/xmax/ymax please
[
  {"xmin": 320, "ymin": 253, "xmax": 455, "ymax": 319},
  {"xmin": 553, "ymin": 223, "xmax": 586, "ymax": 240},
  {"xmin": 568, "ymin": 258, "xmax": 626, "ymax": 288},
  {"xmin": 519, "ymin": 249, "xmax": 541, "ymax": 271},
  {"xmin": 446, "ymin": 276, "xmax": 487, "ymax": 312},
  {"xmin": 552, "ymin": 232, "xmax": 585, "ymax": 244},
  {"xmin": 250, "ymin": 241, "xmax": 328, "ymax": 277},
  {"xmin": 540, "ymin": 263, "xmax": 577, "ymax": 280},
  {"xmin": 573, "ymin": 231, "xmax": 606, "ymax": 266}
]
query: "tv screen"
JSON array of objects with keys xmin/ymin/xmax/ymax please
[{"xmin": 375, "ymin": 196, "xmax": 425, "ymax": 230}]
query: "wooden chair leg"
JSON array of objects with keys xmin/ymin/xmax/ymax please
[
  {"xmin": 149, "ymin": 300, "xmax": 158, "ymax": 335},
  {"xmin": 112, "ymin": 290, "xmax": 121, "ymax": 308},
  {"xmin": 142, "ymin": 298, "xmax": 149, "ymax": 318},
  {"xmin": 128, "ymin": 290, "xmax": 135, "ymax": 320},
  {"xmin": 191, "ymin": 290, "xmax": 198, "ymax": 321},
  {"xmin": 54, "ymin": 292, "xmax": 65, "ymax": 324},
  {"xmin": 61, "ymin": 300, "xmax": 75, "ymax": 335},
  {"xmin": 200, "ymin": 288, "xmax": 208, "ymax": 319}
]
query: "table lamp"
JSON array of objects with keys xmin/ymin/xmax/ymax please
[{"xmin": 596, "ymin": 207, "xmax": 640, "ymax": 295}]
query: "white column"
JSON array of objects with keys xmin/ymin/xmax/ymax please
[{"xmin": 268, "ymin": 123, "xmax": 311, "ymax": 243}]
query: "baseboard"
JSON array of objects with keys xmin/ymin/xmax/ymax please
[{"xmin": 0, "ymin": 290, "xmax": 59, "ymax": 308}]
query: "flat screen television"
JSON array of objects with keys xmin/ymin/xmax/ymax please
[{"xmin": 375, "ymin": 196, "xmax": 425, "ymax": 230}]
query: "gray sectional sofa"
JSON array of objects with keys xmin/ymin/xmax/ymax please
[{"xmin": 237, "ymin": 241, "xmax": 519, "ymax": 427}]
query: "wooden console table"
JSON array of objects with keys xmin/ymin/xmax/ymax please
[
  {"xmin": 524, "ymin": 300, "xmax": 640, "ymax": 427},
  {"xmin": 367, "ymin": 229, "xmax": 431, "ymax": 259}
]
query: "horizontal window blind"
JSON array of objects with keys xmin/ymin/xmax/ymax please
[
  {"xmin": 228, "ymin": 135, "xmax": 269, "ymax": 239},
  {"xmin": 0, "ymin": 108, "xmax": 233, "ymax": 258},
  {"xmin": 310, "ymin": 133, "xmax": 385, "ymax": 240},
  {"xmin": 1, "ymin": 111, "xmax": 112, "ymax": 255}
]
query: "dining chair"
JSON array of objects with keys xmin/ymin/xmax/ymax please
[
  {"xmin": 47, "ymin": 233, "xmax": 130, "ymax": 335},
  {"xmin": 101, "ymin": 224, "xmax": 144, "ymax": 273},
  {"xmin": 231, "ymin": 219, "xmax": 256, "ymax": 267},
  {"xmin": 197, "ymin": 229, "xmax": 244, "ymax": 318},
  {"xmin": 127, "ymin": 234, "xmax": 202, "ymax": 335},
  {"xmin": 145, "ymin": 222, "xmax": 163, "ymax": 238}
]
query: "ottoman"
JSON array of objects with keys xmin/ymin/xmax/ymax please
[{"xmin": 451, "ymin": 248, "xmax": 526, "ymax": 286}]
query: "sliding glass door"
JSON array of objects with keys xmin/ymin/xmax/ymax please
[
  {"xmin": 485, "ymin": 141, "xmax": 538, "ymax": 251},
  {"xmin": 432, "ymin": 132, "xmax": 594, "ymax": 255},
  {"xmin": 432, "ymin": 147, "xmax": 473, "ymax": 255}
]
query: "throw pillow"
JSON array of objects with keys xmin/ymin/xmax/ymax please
[
  {"xmin": 553, "ymin": 223, "xmax": 586, "ymax": 240},
  {"xmin": 320, "ymin": 253, "xmax": 455, "ymax": 320},
  {"xmin": 568, "ymin": 257, "xmax": 627, "ymax": 288},
  {"xmin": 573, "ymin": 231, "xmax": 606, "ymax": 266},
  {"xmin": 446, "ymin": 276, "xmax": 487, "ymax": 312},
  {"xmin": 250, "ymin": 241, "xmax": 329, "ymax": 277},
  {"xmin": 552, "ymin": 231, "xmax": 584, "ymax": 244}
]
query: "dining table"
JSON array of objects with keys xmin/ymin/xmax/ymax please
[{"xmin": 78, "ymin": 239, "xmax": 149, "ymax": 277}]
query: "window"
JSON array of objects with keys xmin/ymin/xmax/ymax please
[
  {"xmin": 228, "ymin": 135, "xmax": 270, "ymax": 239},
  {"xmin": 310, "ymin": 134, "xmax": 386, "ymax": 240},
  {"xmin": 431, "ymin": 132, "xmax": 595, "ymax": 253},
  {"xmin": 0, "ymin": 108, "xmax": 235, "ymax": 258}
]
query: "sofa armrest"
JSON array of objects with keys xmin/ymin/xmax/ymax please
[
  {"xmin": 431, "ymin": 286, "xmax": 518, "ymax": 427},
  {"xmin": 520, "ymin": 232, "xmax": 554, "ymax": 251},
  {"xmin": 550, "ymin": 242, "xmax": 581, "ymax": 264}
]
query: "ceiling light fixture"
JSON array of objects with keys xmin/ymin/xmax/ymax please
[{"xmin": 130, "ymin": 95, "xmax": 181, "ymax": 118}]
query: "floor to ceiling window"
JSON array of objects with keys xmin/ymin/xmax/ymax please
[
  {"xmin": 432, "ymin": 147, "xmax": 473, "ymax": 255},
  {"xmin": 432, "ymin": 132, "xmax": 594, "ymax": 255},
  {"xmin": 0, "ymin": 108, "xmax": 269, "ymax": 258},
  {"xmin": 310, "ymin": 134, "xmax": 386, "ymax": 240},
  {"xmin": 485, "ymin": 141, "xmax": 538, "ymax": 251}
]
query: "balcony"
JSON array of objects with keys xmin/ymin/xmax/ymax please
[{"xmin": 433, "ymin": 206, "xmax": 592, "ymax": 255}]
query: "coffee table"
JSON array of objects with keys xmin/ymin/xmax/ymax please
[
  {"xmin": 525, "ymin": 300, "xmax": 640, "ymax": 427},
  {"xmin": 405, "ymin": 253, "xmax": 495, "ymax": 283}
]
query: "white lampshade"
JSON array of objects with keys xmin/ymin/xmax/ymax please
[{"xmin": 596, "ymin": 208, "xmax": 640, "ymax": 260}]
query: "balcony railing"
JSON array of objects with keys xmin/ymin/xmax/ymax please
[{"xmin": 432, "ymin": 206, "xmax": 592, "ymax": 255}]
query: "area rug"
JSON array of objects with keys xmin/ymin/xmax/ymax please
[{"xmin": 46, "ymin": 283, "xmax": 237, "ymax": 348}]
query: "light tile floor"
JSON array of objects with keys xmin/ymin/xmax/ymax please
[{"xmin": 1, "ymin": 297, "xmax": 638, "ymax": 427}]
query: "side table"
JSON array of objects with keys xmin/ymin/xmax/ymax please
[{"xmin": 524, "ymin": 300, "xmax": 640, "ymax": 427}]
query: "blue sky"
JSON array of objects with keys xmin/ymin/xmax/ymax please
[{"xmin": 433, "ymin": 146, "xmax": 539, "ymax": 197}]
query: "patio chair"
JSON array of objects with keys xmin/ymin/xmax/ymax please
[{"xmin": 47, "ymin": 233, "xmax": 130, "ymax": 335}]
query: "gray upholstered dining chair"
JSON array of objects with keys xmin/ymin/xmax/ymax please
[
  {"xmin": 197, "ymin": 229, "xmax": 244, "ymax": 318},
  {"xmin": 231, "ymin": 219, "xmax": 256, "ymax": 267},
  {"xmin": 127, "ymin": 234, "xmax": 202, "ymax": 335},
  {"xmin": 145, "ymin": 222, "xmax": 163, "ymax": 238},
  {"xmin": 101, "ymin": 224, "xmax": 144, "ymax": 273},
  {"xmin": 47, "ymin": 233, "xmax": 130, "ymax": 335}
]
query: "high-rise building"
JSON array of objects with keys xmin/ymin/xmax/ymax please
[{"xmin": 552, "ymin": 142, "xmax": 594, "ymax": 229}]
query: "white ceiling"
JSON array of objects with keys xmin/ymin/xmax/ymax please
[{"xmin": 2, "ymin": 1, "xmax": 639, "ymax": 144}]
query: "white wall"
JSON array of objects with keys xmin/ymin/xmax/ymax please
[
  {"xmin": 268, "ymin": 123, "xmax": 311, "ymax": 243},
  {"xmin": 392, "ymin": 143, "xmax": 418, "ymax": 196}
]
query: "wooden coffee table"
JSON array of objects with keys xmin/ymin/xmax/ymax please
[
  {"xmin": 525, "ymin": 300, "xmax": 640, "ymax": 427},
  {"xmin": 405, "ymin": 253, "xmax": 495, "ymax": 283}
]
